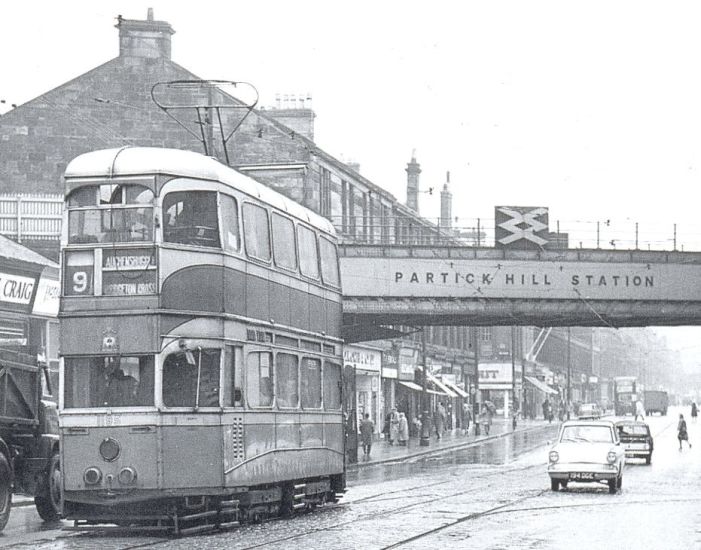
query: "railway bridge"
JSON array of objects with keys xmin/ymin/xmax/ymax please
[{"xmin": 339, "ymin": 244, "xmax": 701, "ymax": 340}]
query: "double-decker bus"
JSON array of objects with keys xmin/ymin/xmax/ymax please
[
  {"xmin": 59, "ymin": 147, "xmax": 345, "ymax": 533},
  {"xmin": 613, "ymin": 376, "xmax": 639, "ymax": 416}
]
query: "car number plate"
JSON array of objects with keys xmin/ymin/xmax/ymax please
[{"xmin": 569, "ymin": 472, "xmax": 594, "ymax": 481}]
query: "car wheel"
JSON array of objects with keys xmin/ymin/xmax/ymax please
[
  {"xmin": 608, "ymin": 478, "xmax": 617, "ymax": 494},
  {"xmin": 560, "ymin": 481, "xmax": 568, "ymax": 489},
  {"xmin": 551, "ymin": 479, "xmax": 559, "ymax": 491}
]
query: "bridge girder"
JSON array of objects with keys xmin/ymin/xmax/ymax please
[{"xmin": 342, "ymin": 298, "xmax": 701, "ymax": 327}]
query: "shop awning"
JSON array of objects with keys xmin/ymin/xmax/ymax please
[
  {"xmin": 524, "ymin": 376, "xmax": 558, "ymax": 395},
  {"xmin": 444, "ymin": 380, "xmax": 469, "ymax": 398},
  {"xmin": 425, "ymin": 372, "xmax": 458, "ymax": 398},
  {"xmin": 398, "ymin": 381, "xmax": 423, "ymax": 392}
]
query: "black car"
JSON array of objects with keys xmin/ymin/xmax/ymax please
[{"xmin": 615, "ymin": 420, "xmax": 654, "ymax": 464}]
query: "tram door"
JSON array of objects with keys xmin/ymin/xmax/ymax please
[{"xmin": 343, "ymin": 364, "xmax": 358, "ymax": 464}]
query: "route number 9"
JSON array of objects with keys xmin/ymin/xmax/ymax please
[{"xmin": 73, "ymin": 271, "xmax": 88, "ymax": 293}]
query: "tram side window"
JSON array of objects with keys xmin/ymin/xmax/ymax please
[
  {"xmin": 301, "ymin": 357, "xmax": 322, "ymax": 409},
  {"xmin": 162, "ymin": 349, "xmax": 220, "ymax": 407},
  {"xmin": 319, "ymin": 236, "xmax": 340, "ymax": 287},
  {"xmin": 243, "ymin": 203, "xmax": 271, "ymax": 261},
  {"xmin": 276, "ymin": 353, "xmax": 299, "ymax": 408},
  {"xmin": 298, "ymin": 225, "xmax": 319, "ymax": 279},
  {"xmin": 163, "ymin": 191, "xmax": 221, "ymax": 248},
  {"xmin": 220, "ymin": 194, "xmax": 240, "ymax": 252},
  {"xmin": 222, "ymin": 346, "xmax": 244, "ymax": 407},
  {"xmin": 64, "ymin": 356, "xmax": 155, "ymax": 408},
  {"xmin": 272, "ymin": 213, "xmax": 297, "ymax": 271},
  {"xmin": 323, "ymin": 361, "xmax": 342, "ymax": 410},
  {"xmin": 247, "ymin": 352, "xmax": 273, "ymax": 407}
]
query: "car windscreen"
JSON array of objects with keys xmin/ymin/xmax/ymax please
[
  {"xmin": 560, "ymin": 425, "xmax": 613, "ymax": 443},
  {"xmin": 617, "ymin": 424, "xmax": 648, "ymax": 436}
]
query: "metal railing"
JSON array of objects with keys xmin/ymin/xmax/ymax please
[
  {"xmin": 332, "ymin": 215, "xmax": 701, "ymax": 252},
  {"xmin": 0, "ymin": 194, "xmax": 62, "ymax": 243}
]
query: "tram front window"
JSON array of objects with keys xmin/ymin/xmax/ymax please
[
  {"xmin": 64, "ymin": 356, "xmax": 154, "ymax": 408},
  {"xmin": 67, "ymin": 184, "xmax": 154, "ymax": 244},
  {"xmin": 162, "ymin": 349, "xmax": 220, "ymax": 408}
]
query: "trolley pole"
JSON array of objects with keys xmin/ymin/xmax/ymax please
[
  {"xmin": 420, "ymin": 329, "xmax": 430, "ymax": 446},
  {"xmin": 511, "ymin": 326, "xmax": 517, "ymax": 430}
]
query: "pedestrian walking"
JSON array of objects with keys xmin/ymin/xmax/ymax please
[
  {"xmin": 480, "ymin": 404, "xmax": 492, "ymax": 435},
  {"xmin": 433, "ymin": 406, "xmax": 445, "ymax": 440},
  {"xmin": 388, "ymin": 408, "xmax": 400, "ymax": 445},
  {"xmin": 437, "ymin": 402, "xmax": 447, "ymax": 435},
  {"xmin": 691, "ymin": 402, "xmax": 698, "ymax": 423},
  {"xmin": 635, "ymin": 399, "xmax": 645, "ymax": 422},
  {"xmin": 398, "ymin": 412, "xmax": 409, "ymax": 446},
  {"xmin": 359, "ymin": 413, "xmax": 374, "ymax": 458},
  {"xmin": 462, "ymin": 402, "xmax": 472, "ymax": 436},
  {"xmin": 678, "ymin": 413, "xmax": 692, "ymax": 451},
  {"xmin": 542, "ymin": 398, "xmax": 552, "ymax": 423}
]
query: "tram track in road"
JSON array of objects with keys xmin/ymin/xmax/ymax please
[
  {"xmin": 233, "ymin": 462, "xmax": 545, "ymax": 550},
  {"xmin": 380, "ymin": 493, "xmax": 701, "ymax": 549}
]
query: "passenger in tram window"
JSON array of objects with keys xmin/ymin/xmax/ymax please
[{"xmin": 102, "ymin": 359, "xmax": 137, "ymax": 407}]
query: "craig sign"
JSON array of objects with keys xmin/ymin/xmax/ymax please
[{"xmin": 341, "ymin": 257, "xmax": 701, "ymax": 301}]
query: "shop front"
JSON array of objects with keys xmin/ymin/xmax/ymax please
[
  {"xmin": 478, "ymin": 362, "xmax": 523, "ymax": 417},
  {"xmin": 344, "ymin": 343, "xmax": 382, "ymax": 436}
]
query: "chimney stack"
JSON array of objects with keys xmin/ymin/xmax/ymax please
[
  {"xmin": 406, "ymin": 150, "xmax": 421, "ymax": 213},
  {"xmin": 266, "ymin": 92, "xmax": 316, "ymax": 141},
  {"xmin": 117, "ymin": 9, "xmax": 175, "ymax": 59},
  {"xmin": 440, "ymin": 171, "xmax": 453, "ymax": 230}
]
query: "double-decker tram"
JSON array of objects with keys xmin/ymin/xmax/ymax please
[{"xmin": 59, "ymin": 147, "xmax": 345, "ymax": 534}]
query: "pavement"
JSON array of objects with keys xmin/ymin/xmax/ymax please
[{"xmin": 350, "ymin": 416, "xmax": 560, "ymax": 469}]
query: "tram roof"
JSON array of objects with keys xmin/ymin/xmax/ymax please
[{"xmin": 64, "ymin": 147, "xmax": 336, "ymax": 235}]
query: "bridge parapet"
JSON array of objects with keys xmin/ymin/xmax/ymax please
[{"xmin": 339, "ymin": 244, "xmax": 701, "ymax": 328}]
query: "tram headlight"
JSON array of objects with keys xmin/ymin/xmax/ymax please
[
  {"xmin": 84, "ymin": 467, "xmax": 102, "ymax": 485},
  {"xmin": 99, "ymin": 437, "xmax": 120, "ymax": 462},
  {"xmin": 118, "ymin": 467, "xmax": 137, "ymax": 486}
]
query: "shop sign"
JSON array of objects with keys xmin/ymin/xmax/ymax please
[
  {"xmin": 397, "ymin": 346, "xmax": 417, "ymax": 381},
  {"xmin": 441, "ymin": 373, "xmax": 457, "ymax": 385},
  {"xmin": 589, "ymin": 376, "xmax": 598, "ymax": 384},
  {"xmin": 478, "ymin": 362, "xmax": 513, "ymax": 385},
  {"xmin": 344, "ymin": 345, "xmax": 381, "ymax": 373},
  {"xmin": 382, "ymin": 351, "xmax": 398, "ymax": 379},
  {"xmin": 32, "ymin": 276, "xmax": 60, "ymax": 316},
  {"xmin": 0, "ymin": 271, "xmax": 35, "ymax": 307}
]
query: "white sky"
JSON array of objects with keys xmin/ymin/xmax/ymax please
[{"xmin": 3, "ymin": 0, "xmax": 701, "ymax": 356}]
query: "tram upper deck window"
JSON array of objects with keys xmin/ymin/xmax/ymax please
[
  {"xmin": 64, "ymin": 356, "xmax": 155, "ymax": 408},
  {"xmin": 162, "ymin": 348, "xmax": 220, "ymax": 408},
  {"xmin": 298, "ymin": 225, "xmax": 319, "ymax": 279},
  {"xmin": 246, "ymin": 351, "xmax": 273, "ymax": 407},
  {"xmin": 163, "ymin": 191, "xmax": 221, "ymax": 248},
  {"xmin": 243, "ymin": 203, "xmax": 271, "ymax": 261},
  {"xmin": 67, "ymin": 184, "xmax": 154, "ymax": 244},
  {"xmin": 319, "ymin": 236, "xmax": 340, "ymax": 287},
  {"xmin": 272, "ymin": 213, "xmax": 297, "ymax": 271}
]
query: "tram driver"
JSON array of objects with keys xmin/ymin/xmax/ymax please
[{"xmin": 102, "ymin": 358, "xmax": 138, "ymax": 407}]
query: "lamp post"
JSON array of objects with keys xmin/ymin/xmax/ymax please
[
  {"xmin": 420, "ymin": 329, "xmax": 430, "ymax": 446},
  {"xmin": 567, "ymin": 327, "xmax": 572, "ymax": 420},
  {"xmin": 473, "ymin": 327, "xmax": 481, "ymax": 436}
]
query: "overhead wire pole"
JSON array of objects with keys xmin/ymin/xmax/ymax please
[{"xmin": 473, "ymin": 327, "xmax": 480, "ymax": 436}]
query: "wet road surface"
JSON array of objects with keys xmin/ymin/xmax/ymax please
[{"xmin": 2, "ymin": 409, "xmax": 696, "ymax": 549}]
